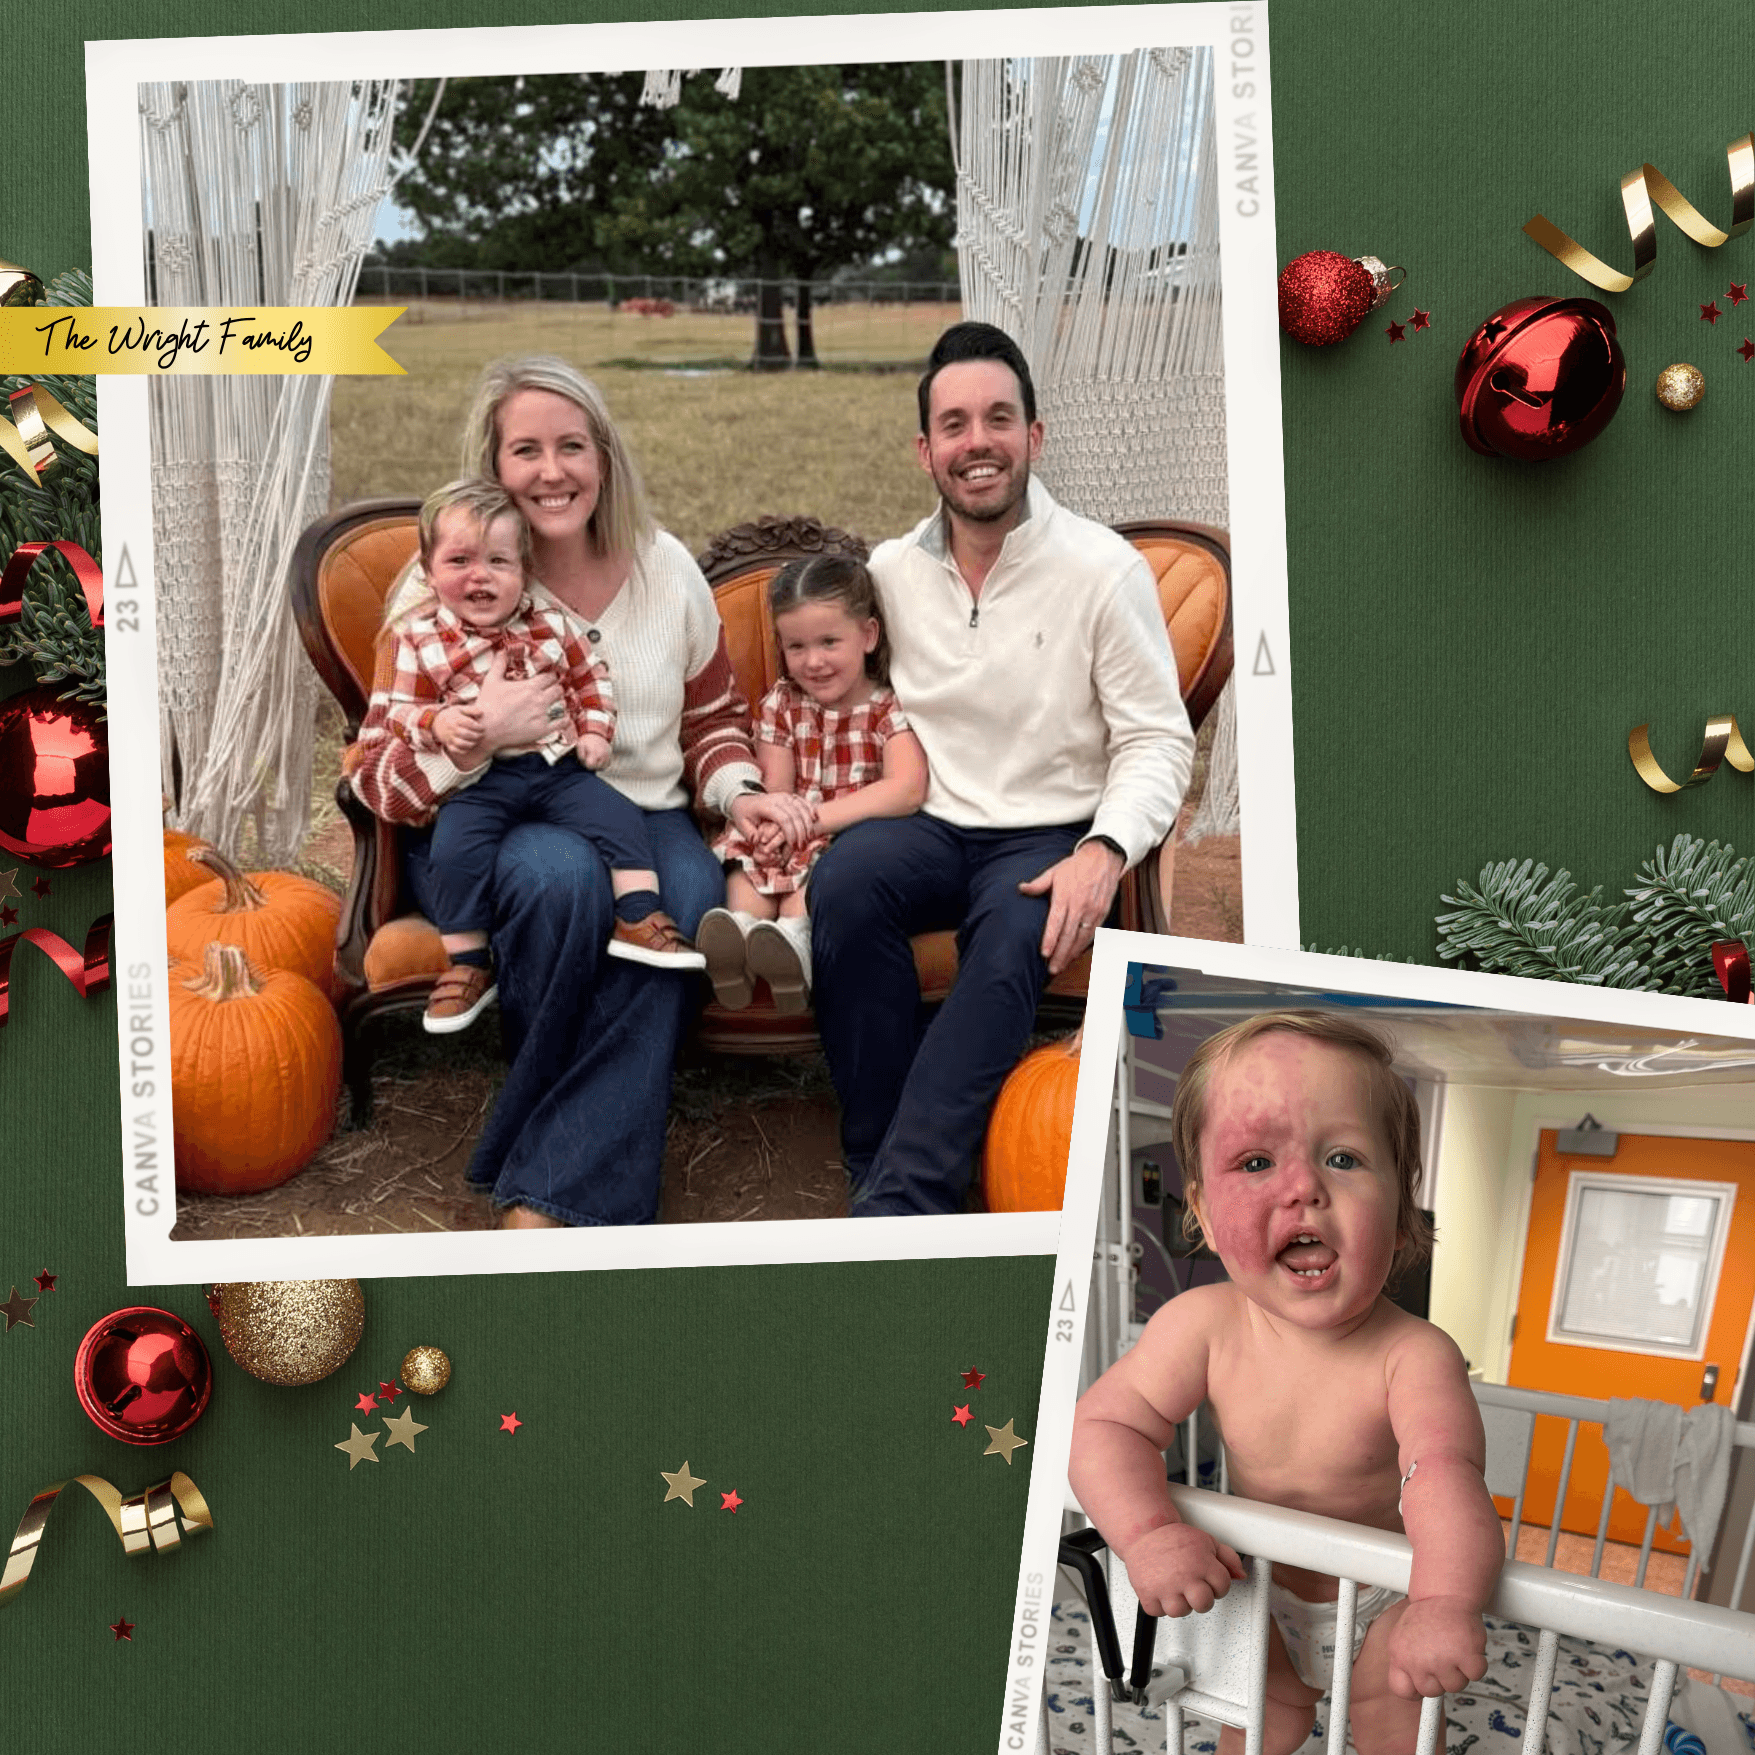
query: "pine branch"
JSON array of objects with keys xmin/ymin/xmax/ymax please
[
  {"xmin": 0, "ymin": 267, "xmax": 102, "ymax": 710},
  {"xmin": 1303, "ymin": 945, "xmax": 1419, "ymax": 963},
  {"xmin": 1436, "ymin": 857, "xmax": 1657, "ymax": 989},
  {"xmin": 1624, "ymin": 833, "xmax": 1755, "ymax": 998}
]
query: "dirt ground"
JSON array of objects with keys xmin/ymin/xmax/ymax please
[{"xmin": 170, "ymin": 718, "xmax": 1241, "ymax": 1241}]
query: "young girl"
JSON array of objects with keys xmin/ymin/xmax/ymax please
[{"xmin": 697, "ymin": 554, "xmax": 928, "ymax": 1012}]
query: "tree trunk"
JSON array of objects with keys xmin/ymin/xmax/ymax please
[
  {"xmin": 795, "ymin": 279, "xmax": 820, "ymax": 369},
  {"xmin": 750, "ymin": 267, "xmax": 792, "ymax": 371}
]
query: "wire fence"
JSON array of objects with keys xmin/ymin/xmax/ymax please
[{"xmin": 354, "ymin": 267, "xmax": 962, "ymax": 311}]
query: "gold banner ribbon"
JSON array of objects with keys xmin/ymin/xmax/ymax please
[
  {"xmin": 1, "ymin": 1470, "xmax": 213, "ymax": 1605},
  {"xmin": 1628, "ymin": 715, "xmax": 1755, "ymax": 792},
  {"xmin": 1525, "ymin": 133, "xmax": 1755, "ymax": 292},
  {"xmin": 0, "ymin": 384, "xmax": 98, "ymax": 480},
  {"xmin": 0, "ymin": 306, "xmax": 405, "ymax": 375}
]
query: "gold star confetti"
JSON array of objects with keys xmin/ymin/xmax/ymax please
[
  {"xmin": 984, "ymin": 1420, "xmax": 1029, "ymax": 1465},
  {"xmin": 0, "ymin": 1286, "xmax": 38, "ymax": 1331},
  {"xmin": 0, "ymin": 870, "xmax": 17, "ymax": 903},
  {"xmin": 381, "ymin": 1406, "xmax": 428, "ymax": 1453},
  {"xmin": 335, "ymin": 1424, "xmax": 380, "ymax": 1469},
  {"xmin": 661, "ymin": 1462, "xmax": 707, "ymax": 1506}
]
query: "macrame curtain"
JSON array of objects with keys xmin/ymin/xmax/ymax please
[
  {"xmin": 140, "ymin": 79, "xmax": 402, "ymax": 861},
  {"xmin": 954, "ymin": 49, "xmax": 1237, "ymax": 839}
]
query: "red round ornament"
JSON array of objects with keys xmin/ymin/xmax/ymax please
[
  {"xmin": 0, "ymin": 685, "xmax": 110, "ymax": 867},
  {"xmin": 1455, "ymin": 296, "xmax": 1626, "ymax": 461},
  {"xmin": 74, "ymin": 1307, "xmax": 213, "ymax": 1445},
  {"xmin": 1278, "ymin": 251, "xmax": 1404, "ymax": 345}
]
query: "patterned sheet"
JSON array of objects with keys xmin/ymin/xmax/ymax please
[{"xmin": 1045, "ymin": 1598, "xmax": 1755, "ymax": 1755}]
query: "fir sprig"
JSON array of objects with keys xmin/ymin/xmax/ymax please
[
  {"xmin": 1435, "ymin": 857, "xmax": 1657, "ymax": 989},
  {"xmin": 1624, "ymin": 834, "xmax": 1755, "ymax": 998},
  {"xmin": 0, "ymin": 268, "xmax": 102, "ymax": 711}
]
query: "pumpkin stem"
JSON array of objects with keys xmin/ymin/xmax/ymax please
[
  {"xmin": 189, "ymin": 846, "xmax": 268, "ymax": 914},
  {"xmin": 184, "ymin": 942, "xmax": 263, "ymax": 1002}
]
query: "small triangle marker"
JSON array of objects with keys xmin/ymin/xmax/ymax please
[
  {"xmin": 114, "ymin": 546, "xmax": 138, "ymax": 591},
  {"xmin": 1058, "ymin": 1280, "xmax": 1076, "ymax": 1312},
  {"xmin": 1252, "ymin": 633, "xmax": 1275, "ymax": 677}
]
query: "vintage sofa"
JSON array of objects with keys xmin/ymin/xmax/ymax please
[{"xmin": 289, "ymin": 501, "xmax": 1232, "ymax": 1120}]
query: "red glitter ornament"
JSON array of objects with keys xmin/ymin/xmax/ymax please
[
  {"xmin": 74, "ymin": 1308, "xmax": 213, "ymax": 1446},
  {"xmin": 1278, "ymin": 251, "xmax": 1405, "ymax": 346},
  {"xmin": 0, "ymin": 685, "xmax": 110, "ymax": 868}
]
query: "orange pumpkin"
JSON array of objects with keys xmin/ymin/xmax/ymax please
[
  {"xmin": 166, "ymin": 848, "xmax": 341, "ymax": 990},
  {"xmin": 169, "ymin": 943, "xmax": 342, "ymax": 1194},
  {"xmin": 981, "ymin": 1036, "xmax": 1082, "ymax": 1212},
  {"xmin": 163, "ymin": 827, "xmax": 217, "ymax": 904}
]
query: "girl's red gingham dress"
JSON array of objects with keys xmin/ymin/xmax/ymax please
[{"xmin": 712, "ymin": 679, "xmax": 910, "ymax": 896}]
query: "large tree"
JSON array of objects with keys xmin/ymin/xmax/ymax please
[{"xmin": 391, "ymin": 66, "xmax": 956, "ymax": 367}]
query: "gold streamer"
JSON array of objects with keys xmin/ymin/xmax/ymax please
[
  {"xmin": 0, "ymin": 384, "xmax": 98, "ymax": 480},
  {"xmin": 1, "ymin": 1471, "xmax": 212, "ymax": 1606},
  {"xmin": 1628, "ymin": 715, "xmax": 1755, "ymax": 793},
  {"xmin": 1525, "ymin": 133, "xmax": 1755, "ymax": 292}
]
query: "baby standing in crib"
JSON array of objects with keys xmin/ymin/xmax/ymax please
[
  {"xmin": 696, "ymin": 554, "xmax": 927, "ymax": 1013},
  {"xmin": 1071, "ymin": 1011, "xmax": 1505, "ymax": 1755}
]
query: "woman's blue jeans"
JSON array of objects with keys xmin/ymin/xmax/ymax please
[{"xmin": 405, "ymin": 804, "xmax": 722, "ymax": 1225}]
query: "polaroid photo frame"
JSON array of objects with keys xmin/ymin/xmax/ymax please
[
  {"xmin": 88, "ymin": 3, "xmax": 1288, "ymax": 1295},
  {"xmin": 1013, "ymin": 927, "xmax": 1755, "ymax": 1745}
]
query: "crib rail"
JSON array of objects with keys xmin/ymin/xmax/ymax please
[
  {"xmin": 1167, "ymin": 1484, "xmax": 1755, "ymax": 1682},
  {"xmin": 1472, "ymin": 1382, "xmax": 1755, "ymax": 1613}
]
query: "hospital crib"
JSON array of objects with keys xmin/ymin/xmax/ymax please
[{"xmin": 1056, "ymin": 1384, "xmax": 1755, "ymax": 1755}]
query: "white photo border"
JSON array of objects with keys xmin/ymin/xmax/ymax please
[{"xmin": 87, "ymin": 6, "xmax": 1291, "ymax": 1302}]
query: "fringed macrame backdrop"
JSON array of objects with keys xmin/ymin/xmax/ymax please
[
  {"xmin": 140, "ymin": 79, "xmax": 402, "ymax": 861},
  {"xmin": 954, "ymin": 49, "xmax": 1237, "ymax": 840}
]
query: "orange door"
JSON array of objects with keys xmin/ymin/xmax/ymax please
[{"xmin": 1504, "ymin": 1130, "xmax": 1755, "ymax": 1553}]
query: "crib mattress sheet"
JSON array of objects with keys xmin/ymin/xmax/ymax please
[{"xmin": 1045, "ymin": 1602, "xmax": 1755, "ymax": 1755}]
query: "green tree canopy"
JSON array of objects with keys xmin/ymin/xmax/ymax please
[{"xmin": 390, "ymin": 65, "xmax": 956, "ymax": 366}]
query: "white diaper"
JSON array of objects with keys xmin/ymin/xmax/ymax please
[{"xmin": 1268, "ymin": 1581, "xmax": 1405, "ymax": 1692}]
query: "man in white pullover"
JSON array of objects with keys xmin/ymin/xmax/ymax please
[{"xmin": 809, "ymin": 322, "xmax": 1196, "ymax": 1215}]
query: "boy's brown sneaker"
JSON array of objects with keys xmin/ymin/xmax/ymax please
[
  {"xmin": 606, "ymin": 911, "xmax": 708, "ymax": 971},
  {"xmin": 424, "ymin": 962, "xmax": 498, "ymax": 1034}
]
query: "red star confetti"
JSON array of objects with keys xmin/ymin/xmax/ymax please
[
  {"xmin": 1740, "ymin": 339, "xmax": 1755, "ymax": 363},
  {"xmin": 1730, "ymin": 283, "xmax": 1749, "ymax": 305},
  {"xmin": 33, "ymin": 1270, "xmax": 55, "ymax": 1292},
  {"xmin": 1385, "ymin": 320, "xmax": 1406, "ymax": 343},
  {"xmin": 500, "ymin": 1413, "xmax": 522, "ymax": 1435},
  {"xmin": 110, "ymin": 1617, "xmax": 134, "ymax": 1641},
  {"xmin": 1410, "ymin": 309, "xmax": 1431, "ymax": 331},
  {"xmin": 378, "ymin": 1380, "xmax": 402, "ymax": 1404},
  {"xmin": 961, "ymin": 1368, "xmax": 985, "ymax": 1389},
  {"xmin": 720, "ymin": 1490, "xmax": 743, "ymax": 1513},
  {"xmin": 354, "ymin": 1390, "xmax": 379, "ymax": 1414},
  {"xmin": 1, "ymin": 906, "xmax": 15, "ymax": 927},
  {"xmin": 30, "ymin": 876, "xmax": 50, "ymax": 899},
  {"xmin": 952, "ymin": 1404, "xmax": 973, "ymax": 1427},
  {"xmin": 1, "ymin": 1286, "xmax": 38, "ymax": 1330},
  {"xmin": 1702, "ymin": 301, "xmax": 1722, "ymax": 324}
]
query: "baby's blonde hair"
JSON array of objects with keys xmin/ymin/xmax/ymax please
[{"xmin": 1168, "ymin": 1009, "xmax": 1435, "ymax": 1286}]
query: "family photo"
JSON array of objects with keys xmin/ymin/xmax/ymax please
[{"xmin": 137, "ymin": 47, "xmax": 1245, "ymax": 1242}]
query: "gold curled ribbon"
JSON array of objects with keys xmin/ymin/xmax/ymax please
[
  {"xmin": 1, "ymin": 1471, "xmax": 213, "ymax": 1606},
  {"xmin": 1628, "ymin": 715, "xmax": 1755, "ymax": 792},
  {"xmin": 0, "ymin": 258, "xmax": 41, "ymax": 309},
  {"xmin": 0, "ymin": 385, "xmax": 97, "ymax": 481},
  {"xmin": 1525, "ymin": 132, "xmax": 1755, "ymax": 292}
]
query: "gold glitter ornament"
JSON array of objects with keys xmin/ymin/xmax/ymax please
[
  {"xmin": 1656, "ymin": 362, "xmax": 1706, "ymax": 410},
  {"xmin": 205, "ymin": 1280, "xmax": 364, "ymax": 1386},
  {"xmin": 400, "ymin": 1345, "xmax": 451, "ymax": 1396}
]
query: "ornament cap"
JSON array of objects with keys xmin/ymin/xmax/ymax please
[{"xmin": 1355, "ymin": 257, "xmax": 1407, "ymax": 309}]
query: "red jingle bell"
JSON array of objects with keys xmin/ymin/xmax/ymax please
[
  {"xmin": 1456, "ymin": 296, "xmax": 1626, "ymax": 461},
  {"xmin": 0, "ymin": 684, "xmax": 110, "ymax": 867},
  {"xmin": 74, "ymin": 1307, "xmax": 213, "ymax": 1445}
]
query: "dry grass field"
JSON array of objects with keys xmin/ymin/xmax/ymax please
[{"xmin": 332, "ymin": 301, "xmax": 956, "ymax": 551}]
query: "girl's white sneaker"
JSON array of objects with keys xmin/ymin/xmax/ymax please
[{"xmin": 696, "ymin": 907, "xmax": 757, "ymax": 1009}]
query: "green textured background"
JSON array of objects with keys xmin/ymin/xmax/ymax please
[{"xmin": 8, "ymin": 0, "xmax": 1745, "ymax": 1742}]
